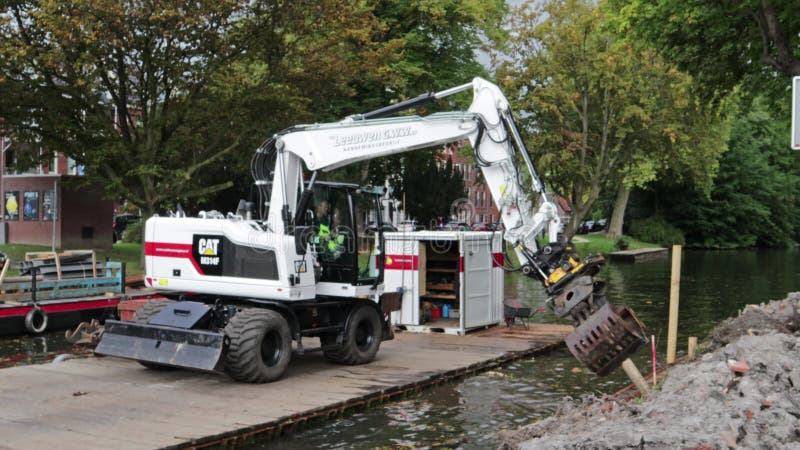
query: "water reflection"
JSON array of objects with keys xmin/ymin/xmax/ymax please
[{"xmin": 0, "ymin": 331, "xmax": 79, "ymax": 368}]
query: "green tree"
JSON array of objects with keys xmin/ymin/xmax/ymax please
[
  {"xmin": 0, "ymin": 0, "xmax": 381, "ymax": 219},
  {"xmin": 404, "ymin": 156, "xmax": 465, "ymax": 226},
  {"xmin": 318, "ymin": 0, "xmax": 508, "ymax": 218},
  {"xmin": 611, "ymin": 0, "xmax": 800, "ymax": 100},
  {"xmin": 497, "ymin": 0, "xmax": 726, "ymax": 238},
  {"xmin": 658, "ymin": 97, "xmax": 800, "ymax": 248}
]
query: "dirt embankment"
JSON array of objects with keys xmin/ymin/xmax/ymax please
[{"xmin": 498, "ymin": 293, "xmax": 800, "ymax": 450}]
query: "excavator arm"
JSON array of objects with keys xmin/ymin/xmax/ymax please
[{"xmin": 262, "ymin": 77, "xmax": 648, "ymax": 375}]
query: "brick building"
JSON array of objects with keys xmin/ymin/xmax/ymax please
[
  {"xmin": 0, "ymin": 137, "xmax": 114, "ymax": 249},
  {"xmin": 440, "ymin": 143, "xmax": 571, "ymax": 227},
  {"xmin": 440, "ymin": 144, "xmax": 501, "ymax": 225}
]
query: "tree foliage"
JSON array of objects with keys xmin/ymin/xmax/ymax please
[
  {"xmin": 657, "ymin": 97, "xmax": 800, "ymax": 248},
  {"xmin": 326, "ymin": 0, "xmax": 508, "ymax": 208},
  {"xmin": 611, "ymin": 0, "xmax": 800, "ymax": 100},
  {"xmin": 496, "ymin": 0, "xmax": 727, "ymax": 237},
  {"xmin": 0, "ymin": 0, "xmax": 506, "ymax": 219},
  {"xmin": 403, "ymin": 156, "xmax": 465, "ymax": 227}
]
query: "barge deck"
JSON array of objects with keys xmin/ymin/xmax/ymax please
[{"xmin": 0, "ymin": 323, "xmax": 572, "ymax": 449}]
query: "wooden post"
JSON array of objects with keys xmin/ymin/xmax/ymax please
[
  {"xmin": 687, "ymin": 337, "xmax": 698, "ymax": 359},
  {"xmin": 621, "ymin": 358, "xmax": 650, "ymax": 395},
  {"xmin": 666, "ymin": 245, "xmax": 682, "ymax": 364},
  {"xmin": 0, "ymin": 256, "xmax": 9, "ymax": 285}
]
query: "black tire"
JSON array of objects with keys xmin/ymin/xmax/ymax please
[
  {"xmin": 224, "ymin": 309, "xmax": 292, "ymax": 383},
  {"xmin": 322, "ymin": 305, "xmax": 382, "ymax": 365},
  {"xmin": 131, "ymin": 299, "xmax": 175, "ymax": 370},
  {"xmin": 24, "ymin": 307, "xmax": 48, "ymax": 334}
]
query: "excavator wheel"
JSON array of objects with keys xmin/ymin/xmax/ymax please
[
  {"xmin": 224, "ymin": 309, "xmax": 292, "ymax": 383},
  {"xmin": 131, "ymin": 299, "xmax": 176, "ymax": 370},
  {"xmin": 322, "ymin": 304, "xmax": 381, "ymax": 365}
]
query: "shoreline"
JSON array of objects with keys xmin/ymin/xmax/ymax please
[{"xmin": 498, "ymin": 293, "xmax": 800, "ymax": 449}]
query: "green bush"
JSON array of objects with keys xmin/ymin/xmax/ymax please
[
  {"xmin": 122, "ymin": 221, "xmax": 144, "ymax": 244},
  {"xmin": 628, "ymin": 215, "xmax": 685, "ymax": 247},
  {"xmin": 615, "ymin": 237, "xmax": 630, "ymax": 251}
]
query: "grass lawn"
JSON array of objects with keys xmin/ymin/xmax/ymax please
[
  {"xmin": 0, "ymin": 242, "xmax": 144, "ymax": 276},
  {"xmin": 573, "ymin": 233, "xmax": 660, "ymax": 256}
]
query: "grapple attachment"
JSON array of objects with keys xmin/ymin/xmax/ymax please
[
  {"xmin": 551, "ymin": 274, "xmax": 648, "ymax": 376},
  {"xmin": 565, "ymin": 303, "xmax": 648, "ymax": 376}
]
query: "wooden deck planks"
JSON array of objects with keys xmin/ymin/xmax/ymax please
[
  {"xmin": 0, "ymin": 324, "xmax": 571, "ymax": 450},
  {"xmin": 608, "ymin": 247, "xmax": 669, "ymax": 262}
]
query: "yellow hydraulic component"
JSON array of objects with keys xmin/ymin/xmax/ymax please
[{"xmin": 545, "ymin": 257, "xmax": 584, "ymax": 286}]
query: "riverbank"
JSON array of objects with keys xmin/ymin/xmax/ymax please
[{"xmin": 498, "ymin": 293, "xmax": 800, "ymax": 449}]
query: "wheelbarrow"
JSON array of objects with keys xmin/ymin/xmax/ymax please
[{"xmin": 503, "ymin": 300, "xmax": 545, "ymax": 329}]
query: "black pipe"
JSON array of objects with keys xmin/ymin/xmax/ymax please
[
  {"xmin": 30, "ymin": 268, "xmax": 37, "ymax": 305},
  {"xmin": 360, "ymin": 92, "xmax": 437, "ymax": 120}
]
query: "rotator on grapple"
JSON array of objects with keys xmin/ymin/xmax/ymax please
[{"xmin": 519, "ymin": 241, "xmax": 647, "ymax": 375}]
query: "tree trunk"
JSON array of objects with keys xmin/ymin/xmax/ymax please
[{"xmin": 607, "ymin": 185, "xmax": 630, "ymax": 240}]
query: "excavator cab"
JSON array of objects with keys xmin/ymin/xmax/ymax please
[{"xmin": 295, "ymin": 181, "xmax": 385, "ymax": 286}]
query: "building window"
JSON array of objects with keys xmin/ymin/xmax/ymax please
[
  {"xmin": 4, "ymin": 191, "xmax": 19, "ymax": 220},
  {"xmin": 23, "ymin": 191, "xmax": 39, "ymax": 221}
]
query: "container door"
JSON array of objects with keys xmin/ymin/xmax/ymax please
[
  {"xmin": 385, "ymin": 236, "xmax": 422, "ymax": 325},
  {"xmin": 463, "ymin": 238, "xmax": 493, "ymax": 328}
]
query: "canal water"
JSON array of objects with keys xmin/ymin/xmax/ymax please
[
  {"xmin": 2, "ymin": 249, "xmax": 799, "ymax": 448},
  {"xmin": 268, "ymin": 249, "xmax": 800, "ymax": 449}
]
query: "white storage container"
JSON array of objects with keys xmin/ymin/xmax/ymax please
[{"xmin": 384, "ymin": 231, "xmax": 504, "ymax": 335}]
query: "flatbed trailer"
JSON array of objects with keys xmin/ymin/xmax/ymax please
[{"xmin": 0, "ymin": 289, "xmax": 166, "ymax": 336}]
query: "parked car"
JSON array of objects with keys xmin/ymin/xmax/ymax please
[
  {"xmin": 113, "ymin": 213, "xmax": 141, "ymax": 242},
  {"xmin": 363, "ymin": 222, "xmax": 399, "ymax": 234},
  {"xmin": 577, "ymin": 220, "xmax": 594, "ymax": 234},
  {"xmin": 441, "ymin": 221, "xmax": 470, "ymax": 231},
  {"xmin": 472, "ymin": 222, "xmax": 489, "ymax": 231},
  {"xmin": 398, "ymin": 220, "xmax": 421, "ymax": 232},
  {"xmin": 577, "ymin": 218, "xmax": 608, "ymax": 234}
]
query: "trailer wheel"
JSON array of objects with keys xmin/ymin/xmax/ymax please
[
  {"xmin": 131, "ymin": 299, "xmax": 175, "ymax": 370},
  {"xmin": 224, "ymin": 309, "xmax": 291, "ymax": 383},
  {"xmin": 322, "ymin": 305, "xmax": 382, "ymax": 365}
]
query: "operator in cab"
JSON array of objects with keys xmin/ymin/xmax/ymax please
[{"xmin": 313, "ymin": 199, "xmax": 345, "ymax": 261}]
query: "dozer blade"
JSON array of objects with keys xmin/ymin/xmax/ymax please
[
  {"xmin": 95, "ymin": 320, "xmax": 225, "ymax": 372},
  {"xmin": 565, "ymin": 303, "xmax": 648, "ymax": 376}
]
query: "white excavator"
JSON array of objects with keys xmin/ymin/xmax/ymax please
[{"xmin": 97, "ymin": 77, "xmax": 648, "ymax": 382}]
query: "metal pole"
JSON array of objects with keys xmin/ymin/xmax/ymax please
[
  {"xmin": 52, "ymin": 178, "xmax": 57, "ymax": 252},
  {"xmin": 1, "ymin": 137, "xmax": 7, "ymax": 221}
]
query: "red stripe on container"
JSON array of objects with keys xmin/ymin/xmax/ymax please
[{"xmin": 384, "ymin": 254, "xmax": 418, "ymax": 271}]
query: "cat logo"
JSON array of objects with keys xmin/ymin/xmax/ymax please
[
  {"xmin": 192, "ymin": 235, "xmax": 224, "ymax": 275},
  {"xmin": 198, "ymin": 238, "xmax": 220, "ymax": 266},
  {"xmin": 198, "ymin": 238, "xmax": 219, "ymax": 256}
]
